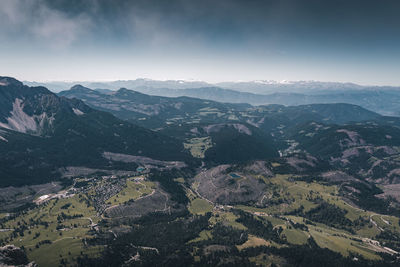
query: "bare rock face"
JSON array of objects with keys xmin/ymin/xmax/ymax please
[{"xmin": 0, "ymin": 245, "xmax": 37, "ymax": 266}]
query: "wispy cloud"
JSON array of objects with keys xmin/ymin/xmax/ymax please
[{"xmin": 0, "ymin": 0, "xmax": 92, "ymax": 49}]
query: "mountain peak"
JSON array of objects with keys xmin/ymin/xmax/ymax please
[
  {"xmin": 117, "ymin": 87, "xmax": 130, "ymax": 93},
  {"xmin": 116, "ymin": 87, "xmax": 146, "ymax": 96},
  {"xmin": 0, "ymin": 77, "xmax": 23, "ymax": 87},
  {"xmin": 70, "ymin": 84, "xmax": 92, "ymax": 92}
]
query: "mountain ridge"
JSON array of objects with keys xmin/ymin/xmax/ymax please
[
  {"xmin": 0, "ymin": 77, "xmax": 191, "ymax": 186},
  {"xmin": 40, "ymin": 79, "xmax": 400, "ymax": 116}
]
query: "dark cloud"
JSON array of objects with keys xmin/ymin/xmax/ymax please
[
  {"xmin": 38, "ymin": 0, "xmax": 400, "ymax": 43},
  {"xmin": 2, "ymin": 0, "xmax": 400, "ymax": 49},
  {"xmin": 0, "ymin": 0, "xmax": 399, "ymax": 84}
]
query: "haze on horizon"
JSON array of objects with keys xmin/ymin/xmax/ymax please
[{"xmin": 1, "ymin": 0, "xmax": 400, "ymax": 86}]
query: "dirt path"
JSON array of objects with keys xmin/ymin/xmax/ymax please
[
  {"xmin": 380, "ymin": 215, "xmax": 390, "ymax": 225},
  {"xmin": 188, "ymin": 184, "xmax": 214, "ymax": 205},
  {"xmin": 135, "ymin": 188, "xmax": 156, "ymax": 201},
  {"xmin": 24, "ymin": 236, "xmax": 75, "ymax": 248},
  {"xmin": 131, "ymin": 245, "xmax": 159, "ymax": 254},
  {"xmin": 82, "ymin": 217, "xmax": 97, "ymax": 227},
  {"xmin": 370, "ymin": 214, "xmax": 384, "ymax": 231},
  {"xmin": 155, "ymin": 190, "xmax": 170, "ymax": 213},
  {"xmin": 53, "ymin": 236, "xmax": 74, "ymax": 243}
]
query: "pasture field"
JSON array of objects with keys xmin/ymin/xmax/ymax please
[
  {"xmin": 184, "ymin": 137, "xmax": 212, "ymax": 158},
  {"xmin": 0, "ymin": 194, "xmax": 102, "ymax": 266},
  {"xmin": 188, "ymin": 198, "xmax": 213, "ymax": 215},
  {"xmin": 106, "ymin": 178, "xmax": 155, "ymax": 205},
  {"xmin": 237, "ymin": 235, "xmax": 270, "ymax": 250},
  {"xmin": 188, "ymin": 230, "xmax": 213, "ymax": 243},
  {"xmin": 209, "ymin": 211, "xmax": 247, "ymax": 230}
]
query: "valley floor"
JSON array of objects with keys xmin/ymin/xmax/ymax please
[{"xmin": 1, "ymin": 163, "xmax": 400, "ymax": 266}]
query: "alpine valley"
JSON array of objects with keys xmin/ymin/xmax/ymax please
[{"xmin": 2, "ymin": 76, "xmax": 400, "ymax": 267}]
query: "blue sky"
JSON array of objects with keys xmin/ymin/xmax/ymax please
[{"xmin": 0, "ymin": 0, "xmax": 399, "ymax": 85}]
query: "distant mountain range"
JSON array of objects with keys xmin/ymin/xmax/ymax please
[
  {"xmin": 26, "ymin": 79, "xmax": 400, "ymax": 116},
  {"xmin": 58, "ymin": 85, "xmax": 381, "ymax": 127},
  {"xmin": 133, "ymin": 86, "xmax": 400, "ymax": 116},
  {"xmin": 1, "ymin": 76, "xmax": 399, "ymax": 187},
  {"xmin": 24, "ymin": 79, "xmax": 379, "ymax": 94}
]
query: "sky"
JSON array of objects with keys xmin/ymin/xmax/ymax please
[{"xmin": 0, "ymin": 0, "xmax": 400, "ymax": 85}]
